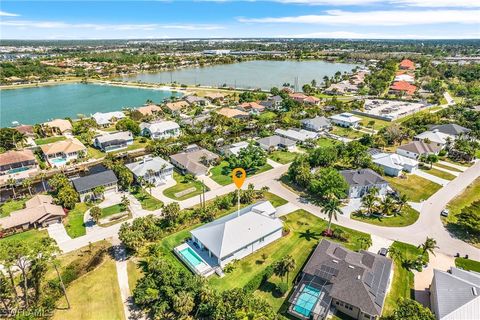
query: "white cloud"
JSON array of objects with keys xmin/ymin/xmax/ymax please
[
  {"xmin": 238, "ymin": 9, "xmax": 480, "ymax": 25},
  {"xmin": 0, "ymin": 10, "xmax": 19, "ymax": 17},
  {"xmin": 276, "ymin": 30, "xmax": 480, "ymax": 39},
  {"xmin": 392, "ymin": 0, "xmax": 480, "ymax": 7},
  {"xmin": 275, "ymin": 0, "xmax": 380, "ymax": 4}
]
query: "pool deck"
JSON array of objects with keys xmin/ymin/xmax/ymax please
[{"xmin": 174, "ymin": 241, "xmax": 218, "ymax": 277}]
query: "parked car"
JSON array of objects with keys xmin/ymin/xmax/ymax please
[
  {"xmin": 378, "ymin": 248, "xmax": 388, "ymax": 256},
  {"xmin": 441, "ymin": 208, "xmax": 449, "ymax": 217}
]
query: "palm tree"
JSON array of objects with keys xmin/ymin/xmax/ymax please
[
  {"xmin": 37, "ymin": 172, "xmax": 47, "ymax": 192},
  {"xmin": 396, "ymin": 193, "xmax": 408, "ymax": 213},
  {"xmin": 361, "ymin": 193, "xmax": 377, "ymax": 215},
  {"xmin": 21, "ymin": 178, "xmax": 33, "ymax": 196},
  {"xmin": 321, "ymin": 195, "xmax": 342, "ymax": 236},
  {"xmin": 144, "ymin": 181, "xmax": 155, "ymax": 195},
  {"xmin": 388, "ymin": 246, "xmax": 402, "ymax": 262},
  {"xmin": 283, "ymin": 255, "xmax": 296, "ymax": 283},
  {"xmin": 6, "ymin": 178, "xmax": 17, "ymax": 199},
  {"xmin": 419, "ymin": 237, "xmax": 438, "ymax": 257},
  {"xmin": 380, "ymin": 195, "xmax": 396, "ymax": 216},
  {"xmin": 92, "ymin": 185, "xmax": 105, "ymax": 200},
  {"xmin": 90, "ymin": 206, "xmax": 102, "ymax": 223},
  {"xmin": 120, "ymin": 195, "xmax": 130, "ymax": 211}
]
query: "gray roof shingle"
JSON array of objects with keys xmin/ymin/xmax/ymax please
[{"xmin": 71, "ymin": 169, "xmax": 118, "ymax": 193}]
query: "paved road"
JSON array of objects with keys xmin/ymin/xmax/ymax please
[{"xmin": 55, "ymin": 160, "xmax": 480, "ymax": 260}]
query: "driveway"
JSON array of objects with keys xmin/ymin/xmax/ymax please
[
  {"xmin": 414, "ymin": 170, "xmax": 449, "ymax": 186},
  {"xmin": 437, "ymin": 160, "xmax": 468, "ymax": 172},
  {"xmin": 47, "ymin": 223, "xmax": 71, "ymax": 246},
  {"xmin": 368, "ymin": 235, "xmax": 394, "ymax": 255}
]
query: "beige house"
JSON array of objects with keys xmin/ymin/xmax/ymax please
[
  {"xmin": 0, "ymin": 195, "xmax": 65, "ymax": 233},
  {"xmin": 165, "ymin": 101, "xmax": 189, "ymax": 114},
  {"xmin": 137, "ymin": 104, "xmax": 162, "ymax": 116},
  {"xmin": 43, "ymin": 119, "xmax": 73, "ymax": 135},
  {"xmin": 216, "ymin": 107, "xmax": 249, "ymax": 119},
  {"xmin": 40, "ymin": 138, "xmax": 87, "ymax": 167},
  {"xmin": 0, "ymin": 149, "xmax": 37, "ymax": 175}
]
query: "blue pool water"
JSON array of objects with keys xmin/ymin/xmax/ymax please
[
  {"xmin": 293, "ymin": 285, "xmax": 321, "ymax": 317},
  {"xmin": 7, "ymin": 167, "xmax": 29, "ymax": 174},
  {"xmin": 180, "ymin": 247, "xmax": 203, "ymax": 267},
  {"xmin": 51, "ymin": 158, "xmax": 67, "ymax": 165}
]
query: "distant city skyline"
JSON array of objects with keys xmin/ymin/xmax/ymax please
[{"xmin": 1, "ymin": 0, "xmax": 479, "ymax": 40}]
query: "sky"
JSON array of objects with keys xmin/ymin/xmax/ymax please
[{"xmin": 1, "ymin": 0, "xmax": 479, "ymax": 40}]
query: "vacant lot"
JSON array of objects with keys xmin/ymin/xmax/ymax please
[
  {"xmin": 385, "ymin": 175, "xmax": 442, "ymax": 202},
  {"xmin": 64, "ymin": 202, "xmax": 89, "ymax": 238},
  {"xmin": 210, "ymin": 161, "xmax": 273, "ymax": 186},
  {"xmin": 268, "ymin": 150, "xmax": 298, "ymax": 164},
  {"xmin": 35, "ymin": 136, "xmax": 67, "ymax": 145},
  {"xmin": 163, "ymin": 171, "xmax": 207, "ymax": 200},
  {"xmin": 420, "ymin": 165, "xmax": 456, "ymax": 181}
]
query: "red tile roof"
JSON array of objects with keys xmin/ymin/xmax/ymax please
[
  {"xmin": 390, "ymin": 81, "xmax": 417, "ymax": 95},
  {"xmin": 399, "ymin": 59, "xmax": 415, "ymax": 70}
]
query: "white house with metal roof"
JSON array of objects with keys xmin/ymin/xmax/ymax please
[
  {"xmin": 372, "ymin": 152, "xmax": 418, "ymax": 176},
  {"xmin": 140, "ymin": 120, "xmax": 180, "ymax": 140},
  {"xmin": 329, "ymin": 112, "xmax": 361, "ymax": 128},
  {"xmin": 126, "ymin": 156, "xmax": 174, "ymax": 186},
  {"xmin": 92, "ymin": 111, "xmax": 126, "ymax": 127},
  {"xmin": 174, "ymin": 201, "xmax": 283, "ymax": 276}
]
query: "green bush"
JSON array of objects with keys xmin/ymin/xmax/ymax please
[
  {"xmin": 276, "ymin": 282, "xmax": 289, "ymax": 296},
  {"xmin": 244, "ymin": 265, "xmax": 274, "ymax": 293}
]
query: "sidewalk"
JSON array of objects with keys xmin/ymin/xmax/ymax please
[
  {"xmin": 437, "ymin": 160, "xmax": 468, "ymax": 172},
  {"xmin": 414, "ymin": 170, "xmax": 449, "ymax": 186}
]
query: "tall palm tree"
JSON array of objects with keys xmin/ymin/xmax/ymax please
[
  {"xmin": 22, "ymin": 178, "xmax": 33, "ymax": 196},
  {"xmin": 283, "ymin": 255, "xmax": 296, "ymax": 283},
  {"xmin": 37, "ymin": 172, "xmax": 47, "ymax": 192},
  {"xmin": 6, "ymin": 178, "xmax": 17, "ymax": 199},
  {"xmin": 144, "ymin": 181, "xmax": 155, "ymax": 195},
  {"xmin": 361, "ymin": 193, "xmax": 377, "ymax": 215},
  {"xmin": 321, "ymin": 195, "xmax": 342, "ymax": 236},
  {"xmin": 380, "ymin": 195, "xmax": 396, "ymax": 216},
  {"xmin": 419, "ymin": 237, "xmax": 438, "ymax": 257},
  {"xmin": 396, "ymin": 193, "xmax": 408, "ymax": 213},
  {"xmin": 388, "ymin": 246, "xmax": 402, "ymax": 262}
]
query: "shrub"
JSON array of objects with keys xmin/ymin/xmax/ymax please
[
  {"xmin": 244, "ymin": 265, "xmax": 274, "ymax": 293},
  {"xmin": 276, "ymin": 282, "xmax": 289, "ymax": 296}
]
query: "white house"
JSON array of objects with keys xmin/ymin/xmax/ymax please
[
  {"xmin": 301, "ymin": 116, "xmax": 332, "ymax": 132},
  {"xmin": 372, "ymin": 152, "xmax": 418, "ymax": 177},
  {"xmin": 93, "ymin": 131, "xmax": 133, "ymax": 152},
  {"xmin": 140, "ymin": 120, "xmax": 180, "ymax": 140},
  {"xmin": 275, "ymin": 128, "xmax": 318, "ymax": 142},
  {"xmin": 396, "ymin": 141, "xmax": 442, "ymax": 160},
  {"xmin": 341, "ymin": 169, "xmax": 389, "ymax": 198},
  {"xmin": 126, "ymin": 156, "xmax": 174, "ymax": 187},
  {"xmin": 256, "ymin": 135, "xmax": 296, "ymax": 152},
  {"xmin": 175, "ymin": 201, "xmax": 283, "ymax": 275},
  {"xmin": 329, "ymin": 112, "xmax": 361, "ymax": 128},
  {"xmin": 92, "ymin": 111, "xmax": 126, "ymax": 127},
  {"xmin": 221, "ymin": 141, "xmax": 250, "ymax": 156},
  {"xmin": 414, "ymin": 129, "xmax": 451, "ymax": 148},
  {"xmin": 394, "ymin": 74, "xmax": 415, "ymax": 83}
]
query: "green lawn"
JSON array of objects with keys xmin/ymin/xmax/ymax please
[
  {"xmin": 455, "ymin": 257, "xmax": 480, "ymax": 273},
  {"xmin": 127, "ymin": 259, "xmax": 143, "ymax": 292},
  {"xmin": 101, "ymin": 204, "xmax": 124, "ymax": 218},
  {"xmin": 87, "ymin": 146, "xmax": 105, "ymax": 159},
  {"xmin": 442, "ymin": 157, "xmax": 472, "ymax": 167},
  {"xmin": 52, "ymin": 257, "xmax": 125, "ymax": 320},
  {"xmin": 209, "ymin": 161, "xmax": 273, "ymax": 186},
  {"xmin": 316, "ymin": 137, "xmax": 338, "ymax": 148},
  {"xmin": 0, "ymin": 197, "xmax": 28, "ymax": 217},
  {"xmin": 131, "ymin": 189, "xmax": 163, "ymax": 211},
  {"xmin": 111, "ymin": 138, "xmax": 148, "ymax": 154},
  {"xmin": 268, "ymin": 150, "xmax": 299, "ymax": 164},
  {"xmin": 420, "ymin": 166, "xmax": 456, "ymax": 181},
  {"xmin": 263, "ymin": 191, "xmax": 288, "ymax": 208},
  {"xmin": 385, "ymin": 175, "xmax": 442, "ymax": 202},
  {"xmin": 34, "ymin": 136, "xmax": 67, "ymax": 145},
  {"xmin": 434, "ymin": 162, "xmax": 463, "ymax": 173},
  {"xmin": 331, "ymin": 126, "xmax": 364, "ymax": 139},
  {"xmin": 383, "ymin": 241, "xmax": 428, "ymax": 316},
  {"xmin": 258, "ymin": 111, "xmax": 277, "ymax": 122},
  {"xmin": 355, "ymin": 115, "xmax": 391, "ymax": 131},
  {"xmin": 163, "ymin": 171, "xmax": 208, "ymax": 200},
  {"xmin": 0, "ymin": 229, "xmax": 49, "ymax": 246},
  {"xmin": 351, "ymin": 205, "xmax": 419, "ymax": 227},
  {"xmin": 64, "ymin": 203, "xmax": 89, "ymax": 238}
]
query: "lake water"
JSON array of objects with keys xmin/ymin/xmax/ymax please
[
  {"xmin": 0, "ymin": 83, "xmax": 179, "ymax": 127},
  {"xmin": 119, "ymin": 60, "xmax": 359, "ymax": 90}
]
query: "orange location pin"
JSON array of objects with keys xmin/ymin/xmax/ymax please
[{"xmin": 232, "ymin": 168, "xmax": 246, "ymax": 189}]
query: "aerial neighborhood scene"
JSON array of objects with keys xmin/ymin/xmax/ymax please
[{"xmin": 1, "ymin": 1, "xmax": 480, "ymax": 319}]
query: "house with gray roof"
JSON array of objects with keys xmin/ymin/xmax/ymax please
[
  {"xmin": 71, "ymin": 168, "xmax": 118, "ymax": 202},
  {"xmin": 288, "ymin": 239, "xmax": 392, "ymax": 320},
  {"xmin": 301, "ymin": 116, "xmax": 332, "ymax": 132},
  {"xmin": 340, "ymin": 169, "xmax": 389, "ymax": 198},
  {"xmin": 430, "ymin": 267, "xmax": 480, "ymax": 320},
  {"xmin": 170, "ymin": 145, "xmax": 219, "ymax": 176},
  {"xmin": 184, "ymin": 95, "xmax": 209, "ymax": 106},
  {"xmin": 428, "ymin": 124, "xmax": 470, "ymax": 138},
  {"xmin": 126, "ymin": 156, "xmax": 174, "ymax": 186},
  {"xmin": 260, "ymin": 95, "xmax": 283, "ymax": 111},
  {"xmin": 93, "ymin": 131, "xmax": 133, "ymax": 152},
  {"xmin": 396, "ymin": 140, "xmax": 442, "ymax": 160},
  {"xmin": 256, "ymin": 135, "xmax": 296, "ymax": 151}
]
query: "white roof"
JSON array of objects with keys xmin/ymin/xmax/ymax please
[
  {"xmin": 415, "ymin": 130, "xmax": 451, "ymax": 145},
  {"xmin": 275, "ymin": 128, "xmax": 318, "ymax": 142},
  {"xmin": 95, "ymin": 131, "xmax": 132, "ymax": 144},
  {"xmin": 126, "ymin": 156, "xmax": 173, "ymax": 177},
  {"xmin": 140, "ymin": 120, "xmax": 180, "ymax": 134},
  {"xmin": 226, "ymin": 141, "xmax": 249, "ymax": 155},
  {"xmin": 394, "ymin": 74, "xmax": 415, "ymax": 83},
  {"xmin": 372, "ymin": 152, "xmax": 418, "ymax": 170},
  {"xmin": 92, "ymin": 111, "xmax": 125, "ymax": 125},
  {"xmin": 190, "ymin": 201, "xmax": 282, "ymax": 259},
  {"xmin": 329, "ymin": 112, "xmax": 361, "ymax": 124}
]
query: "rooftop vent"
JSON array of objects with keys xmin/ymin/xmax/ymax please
[
  {"xmin": 473, "ymin": 287, "xmax": 478, "ymax": 296},
  {"xmin": 349, "ymin": 265, "xmax": 355, "ymax": 269},
  {"xmin": 333, "ymin": 259, "xmax": 339, "ymax": 263}
]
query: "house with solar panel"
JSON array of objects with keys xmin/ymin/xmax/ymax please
[{"xmin": 288, "ymin": 239, "xmax": 392, "ymax": 320}]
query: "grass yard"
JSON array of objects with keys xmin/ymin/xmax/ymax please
[
  {"xmin": 86, "ymin": 146, "xmax": 105, "ymax": 159},
  {"xmin": 351, "ymin": 205, "xmax": 419, "ymax": 227},
  {"xmin": 64, "ymin": 203, "xmax": 89, "ymax": 238},
  {"xmin": 0, "ymin": 229, "xmax": 49, "ymax": 245},
  {"xmin": 258, "ymin": 111, "xmax": 277, "ymax": 122},
  {"xmin": 52, "ymin": 257, "xmax": 125, "ymax": 320},
  {"xmin": 0, "ymin": 197, "xmax": 28, "ymax": 217},
  {"xmin": 268, "ymin": 150, "xmax": 299, "ymax": 164},
  {"xmin": 101, "ymin": 204, "xmax": 125, "ymax": 218},
  {"xmin": 383, "ymin": 241, "xmax": 428, "ymax": 316},
  {"xmin": 446, "ymin": 178, "xmax": 480, "ymax": 216},
  {"xmin": 111, "ymin": 138, "xmax": 148, "ymax": 154},
  {"xmin": 434, "ymin": 162, "xmax": 463, "ymax": 173},
  {"xmin": 263, "ymin": 191, "xmax": 288, "ymax": 208},
  {"xmin": 419, "ymin": 166, "xmax": 456, "ymax": 181},
  {"xmin": 316, "ymin": 137, "xmax": 338, "ymax": 148},
  {"xmin": 442, "ymin": 157, "xmax": 472, "ymax": 167},
  {"xmin": 455, "ymin": 257, "xmax": 480, "ymax": 273},
  {"xmin": 331, "ymin": 126, "xmax": 364, "ymax": 139},
  {"xmin": 163, "ymin": 171, "xmax": 208, "ymax": 201},
  {"xmin": 356, "ymin": 115, "xmax": 391, "ymax": 131},
  {"xmin": 131, "ymin": 188, "xmax": 163, "ymax": 211},
  {"xmin": 385, "ymin": 175, "xmax": 442, "ymax": 202},
  {"xmin": 127, "ymin": 259, "xmax": 144, "ymax": 292},
  {"xmin": 34, "ymin": 136, "xmax": 67, "ymax": 145},
  {"xmin": 210, "ymin": 161, "xmax": 273, "ymax": 186}
]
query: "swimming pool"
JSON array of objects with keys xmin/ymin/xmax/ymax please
[
  {"xmin": 293, "ymin": 285, "xmax": 321, "ymax": 317},
  {"xmin": 50, "ymin": 158, "xmax": 67, "ymax": 166},
  {"xmin": 180, "ymin": 247, "xmax": 204, "ymax": 267},
  {"xmin": 7, "ymin": 167, "xmax": 29, "ymax": 174}
]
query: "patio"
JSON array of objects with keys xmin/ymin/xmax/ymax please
[{"xmin": 174, "ymin": 240, "xmax": 219, "ymax": 277}]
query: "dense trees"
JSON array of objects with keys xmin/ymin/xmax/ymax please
[
  {"xmin": 226, "ymin": 143, "xmax": 267, "ymax": 173},
  {"xmin": 0, "ymin": 128, "xmax": 26, "ymax": 152},
  {"xmin": 115, "ymin": 117, "xmax": 141, "ymax": 136},
  {"xmin": 382, "ymin": 298, "xmax": 435, "ymax": 320},
  {"xmin": 49, "ymin": 173, "xmax": 79, "ymax": 209},
  {"xmin": 309, "ymin": 168, "xmax": 349, "ymax": 201}
]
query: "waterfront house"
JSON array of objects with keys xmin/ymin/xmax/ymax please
[
  {"xmin": 136, "ymin": 104, "xmax": 162, "ymax": 116},
  {"xmin": 174, "ymin": 201, "xmax": 282, "ymax": 276},
  {"xmin": 301, "ymin": 116, "xmax": 332, "ymax": 132},
  {"xmin": 216, "ymin": 107, "xmax": 249, "ymax": 119},
  {"xmin": 170, "ymin": 144, "xmax": 219, "ymax": 176},
  {"xmin": 92, "ymin": 111, "xmax": 126, "ymax": 127},
  {"xmin": 260, "ymin": 95, "xmax": 283, "ymax": 111},
  {"xmin": 204, "ymin": 92, "xmax": 225, "ymax": 102},
  {"xmin": 372, "ymin": 152, "xmax": 418, "ymax": 176},
  {"xmin": 185, "ymin": 95, "xmax": 209, "ymax": 106},
  {"xmin": 0, "ymin": 150, "xmax": 37, "ymax": 175},
  {"xmin": 290, "ymin": 93, "xmax": 321, "ymax": 105},
  {"xmin": 126, "ymin": 156, "xmax": 174, "ymax": 187},
  {"xmin": 429, "ymin": 267, "xmax": 480, "ymax": 320},
  {"xmin": 329, "ymin": 113, "xmax": 361, "ymax": 128},
  {"xmin": 288, "ymin": 239, "xmax": 392, "ymax": 320},
  {"xmin": 93, "ymin": 131, "xmax": 133, "ymax": 152},
  {"xmin": 14, "ymin": 125, "xmax": 35, "ymax": 138},
  {"xmin": 71, "ymin": 168, "xmax": 118, "ymax": 202},
  {"xmin": 396, "ymin": 141, "xmax": 441, "ymax": 160},
  {"xmin": 0, "ymin": 195, "xmax": 65, "ymax": 233},
  {"xmin": 140, "ymin": 120, "xmax": 181, "ymax": 140},
  {"xmin": 236, "ymin": 102, "xmax": 265, "ymax": 115},
  {"xmin": 43, "ymin": 119, "xmax": 72, "ymax": 135},
  {"xmin": 221, "ymin": 141, "xmax": 250, "ymax": 156},
  {"xmin": 324, "ymin": 81, "xmax": 359, "ymax": 95},
  {"xmin": 165, "ymin": 101, "xmax": 189, "ymax": 115},
  {"xmin": 40, "ymin": 138, "xmax": 87, "ymax": 167},
  {"xmin": 256, "ymin": 135, "xmax": 296, "ymax": 152},
  {"xmin": 340, "ymin": 169, "xmax": 389, "ymax": 198},
  {"xmin": 275, "ymin": 128, "xmax": 319, "ymax": 143},
  {"xmin": 414, "ymin": 129, "xmax": 451, "ymax": 148},
  {"xmin": 399, "ymin": 59, "xmax": 415, "ymax": 71}
]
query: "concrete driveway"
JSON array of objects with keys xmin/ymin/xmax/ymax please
[{"xmin": 368, "ymin": 235, "xmax": 394, "ymax": 255}]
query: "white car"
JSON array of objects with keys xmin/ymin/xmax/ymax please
[{"xmin": 441, "ymin": 209, "xmax": 449, "ymax": 217}]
